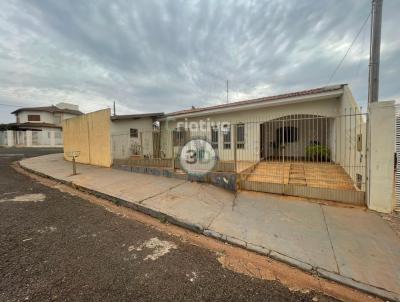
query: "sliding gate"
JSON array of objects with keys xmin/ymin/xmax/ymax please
[{"xmin": 240, "ymin": 111, "xmax": 367, "ymax": 205}]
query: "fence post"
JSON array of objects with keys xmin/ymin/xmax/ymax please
[
  {"xmin": 233, "ymin": 124, "xmax": 237, "ymax": 174},
  {"xmin": 139, "ymin": 132, "xmax": 143, "ymax": 157},
  {"xmin": 367, "ymin": 101, "xmax": 395, "ymax": 213},
  {"xmin": 171, "ymin": 131, "xmax": 175, "ymax": 170}
]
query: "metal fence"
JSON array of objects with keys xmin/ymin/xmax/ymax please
[
  {"xmin": 111, "ymin": 109, "xmax": 367, "ymax": 204},
  {"xmin": 0, "ymin": 131, "xmax": 7, "ymax": 146},
  {"xmin": 0, "ymin": 130, "xmax": 62, "ymax": 147}
]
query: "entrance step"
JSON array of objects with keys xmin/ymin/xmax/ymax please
[{"xmin": 289, "ymin": 163, "xmax": 306, "ymax": 186}]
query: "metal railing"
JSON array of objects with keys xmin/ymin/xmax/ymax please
[{"xmin": 111, "ymin": 109, "xmax": 367, "ymax": 203}]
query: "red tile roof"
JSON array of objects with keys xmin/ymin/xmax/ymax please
[
  {"xmin": 166, "ymin": 84, "xmax": 345, "ymax": 117},
  {"xmin": 111, "ymin": 113, "xmax": 164, "ymax": 121}
]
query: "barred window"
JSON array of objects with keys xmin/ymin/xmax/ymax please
[
  {"xmin": 222, "ymin": 125, "xmax": 231, "ymax": 149},
  {"xmin": 211, "ymin": 126, "xmax": 218, "ymax": 149},
  {"xmin": 173, "ymin": 127, "xmax": 187, "ymax": 146},
  {"xmin": 236, "ymin": 123, "xmax": 245, "ymax": 149},
  {"xmin": 130, "ymin": 128, "xmax": 138, "ymax": 138}
]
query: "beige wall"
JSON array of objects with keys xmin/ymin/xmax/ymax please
[
  {"xmin": 17, "ymin": 111, "xmax": 54, "ymax": 124},
  {"xmin": 332, "ymin": 86, "xmax": 367, "ymax": 189},
  {"xmin": 63, "ymin": 109, "xmax": 112, "ymax": 167},
  {"xmin": 367, "ymin": 101, "xmax": 396, "ymax": 213},
  {"xmin": 110, "ymin": 118, "xmax": 155, "ymax": 159},
  {"xmin": 160, "ymin": 97, "xmax": 342, "ymax": 161},
  {"xmin": 17, "ymin": 110, "xmax": 80, "ymax": 126}
]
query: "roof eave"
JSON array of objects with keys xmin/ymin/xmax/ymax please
[
  {"xmin": 161, "ymin": 89, "xmax": 343, "ymax": 121},
  {"xmin": 111, "ymin": 113, "xmax": 164, "ymax": 121}
]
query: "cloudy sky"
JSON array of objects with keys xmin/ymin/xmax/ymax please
[{"xmin": 0, "ymin": 0, "xmax": 399, "ymax": 122}]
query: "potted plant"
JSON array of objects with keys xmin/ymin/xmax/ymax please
[{"xmin": 305, "ymin": 142, "xmax": 330, "ymax": 162}]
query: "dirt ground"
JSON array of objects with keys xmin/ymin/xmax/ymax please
[{"xmin": 0, "ymin": 148, "xmax": 382, "ymax": 302}]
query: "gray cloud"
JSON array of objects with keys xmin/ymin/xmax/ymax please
[{"xmin": 0, "ymin": 0, "xmax": 399, "ymax": 122}]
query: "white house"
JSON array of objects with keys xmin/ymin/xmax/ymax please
[
  {"xmin": 156, "ymin": 84, "xmax": 367, "ymax": 204},
  {"xmin": 110, "ymin": 113, "xmax": 164, "ymax": 159},
  {"xmin": 59, "ymin": 84, "xmax": 396, "ymax": 210},
  {"xmin": 0, "ymin": 103, "xmax": 82, "ymax": 147}
]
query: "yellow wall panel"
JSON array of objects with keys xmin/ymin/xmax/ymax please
[{"xmin": 62, "ymin": 109, "xmax": 112, "ymax": 167}]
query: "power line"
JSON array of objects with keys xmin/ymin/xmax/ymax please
[
  {"xmin": 327, "ymin": 12, "xmax": 371, "ymax": 84},
  {"xmin": 354, "ymin": 18, "xmax": 369, "ymax": 79},
  {"xmin": 0, "ymin": 102, "xmax": 46, "ymax": 108}
]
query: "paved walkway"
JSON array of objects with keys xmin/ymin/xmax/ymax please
[{"xmin": 20, "ymin": 154, "xmax": 400, "ymax": 300}]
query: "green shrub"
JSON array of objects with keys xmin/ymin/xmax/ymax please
[{"xmin": 305, "ymin": 144, "xmax": 330, "ymax": 161}]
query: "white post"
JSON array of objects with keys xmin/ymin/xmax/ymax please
[
  {"xmin": 6, "ymin": 130, "xmax": 14, "ymax": 147},
  {"xmin": 367, "ymin": 100, "xmax": 395, "ymax": 213},
  {"xmin": 368, "ymin": 0, "xmax": 383, "ymax": 104},
  {"xmin": 26, "ymin": 130, "xmax": 32, "ymax": 147}
]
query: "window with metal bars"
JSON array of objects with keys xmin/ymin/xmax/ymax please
[
  {"xmin": 130, "ymin": 128, "xmax": 138, "ymax": 138},
  {"xmin": 222, "ymin": 125, "xmax": 231, "ymax": 149},
  {"xmin": 236, "ymin": 123, "xmax": 245, "ymax": 149},
  {"xmin": 173, "ymin": 127, "xmax": 187, "ymax": 146},
  {"xmin": 211, "ymin": 126, "xmax": 218, "ymax": 149}
]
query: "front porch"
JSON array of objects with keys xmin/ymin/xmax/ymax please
[
  {"xmin": 239, "ymin": 161, "xmax": 365, "ymax": 205},
  {"xmin": 244, "ymin": 161, "xmax": 355, "ymax": 190}
]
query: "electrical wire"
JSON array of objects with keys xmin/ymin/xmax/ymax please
[{"xmin": 327, "ymin": 12, "xmax": 371, "ymax": 84}]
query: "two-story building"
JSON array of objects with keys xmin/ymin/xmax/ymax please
[{"xmin": 0, "ymin": 103, "xmax": 82, "ymax": 147}]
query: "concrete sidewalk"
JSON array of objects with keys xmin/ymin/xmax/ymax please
[{"xmin": 20, "ymin": 154, "xmax": 400, "ymax": 301}]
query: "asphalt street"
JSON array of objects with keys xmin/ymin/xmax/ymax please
[{"xmin": 0, "ymin": 148, "xmax": 337, "ymax": 302}]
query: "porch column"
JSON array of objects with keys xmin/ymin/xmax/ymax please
[
  {"xmin": 6, "ymin": 130, "xmax": 14, "ymax": 147},
  {"xmin": 50, "ymin": 130, "xmax": 56, "ymax": 146},
  {"xmin": 26, "ymin": 130, "xmax": 32, "ymax": 147},
  {"xmin": 367, "ymin": 100, "xmax": 395, "ymax": 213}
]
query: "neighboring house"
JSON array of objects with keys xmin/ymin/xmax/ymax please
[
  {"xmin": 0, "ymin": 103, "xmax": 82, "ymax": 147},
  {"xmin": 110, "ymin": 113, "xmax": 164, "ymax": 160}
]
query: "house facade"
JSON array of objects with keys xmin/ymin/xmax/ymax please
[
  {"xmin": 161, "ymin": 86, "xmax": 362, "ymax": 164},
  {"xmin": 0, "ymin": 102, "xmax": 82, "ymax": 147},
  {"xmin": 155, "ymin": 84, "xmax": 367, "ymax": 204},
  {"xmin": 61, "ymin": 85, "xmax": 368, "ymax": 204},
  {"xmin": 110, "ymin": 113, "xmax": 163, "ymax": 159}
]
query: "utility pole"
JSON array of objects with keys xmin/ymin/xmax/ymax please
[
  {"xmin": 113, "ymin": 101, "xmax": 116, "ymax": 116},
  {"xmin": 226, "ymin": 80, "xmax": 229, "ymax": 103},
  {"xmin": 368, "ymin": 0, "xmax": 383, "ymax": 104}
]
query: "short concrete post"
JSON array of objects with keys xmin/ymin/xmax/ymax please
[
  {"xmin": 367, "ymin": 101, "xmax": 396, "ymax": 213},
  {"xmin": 72, "ymin": 156, "xmax": 76, "ymax": 175},
  {"xmin": 66, "ymin": 151, "xmax": 80, "ymax": 176}
]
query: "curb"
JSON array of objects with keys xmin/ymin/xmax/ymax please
[
  {"xmin": 317, "ymin": 268, "xmax": 400, "ymax": 302},
  {"xmin": 19, "ymin": 161, "xmax": 400, "ymax": 302}
]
